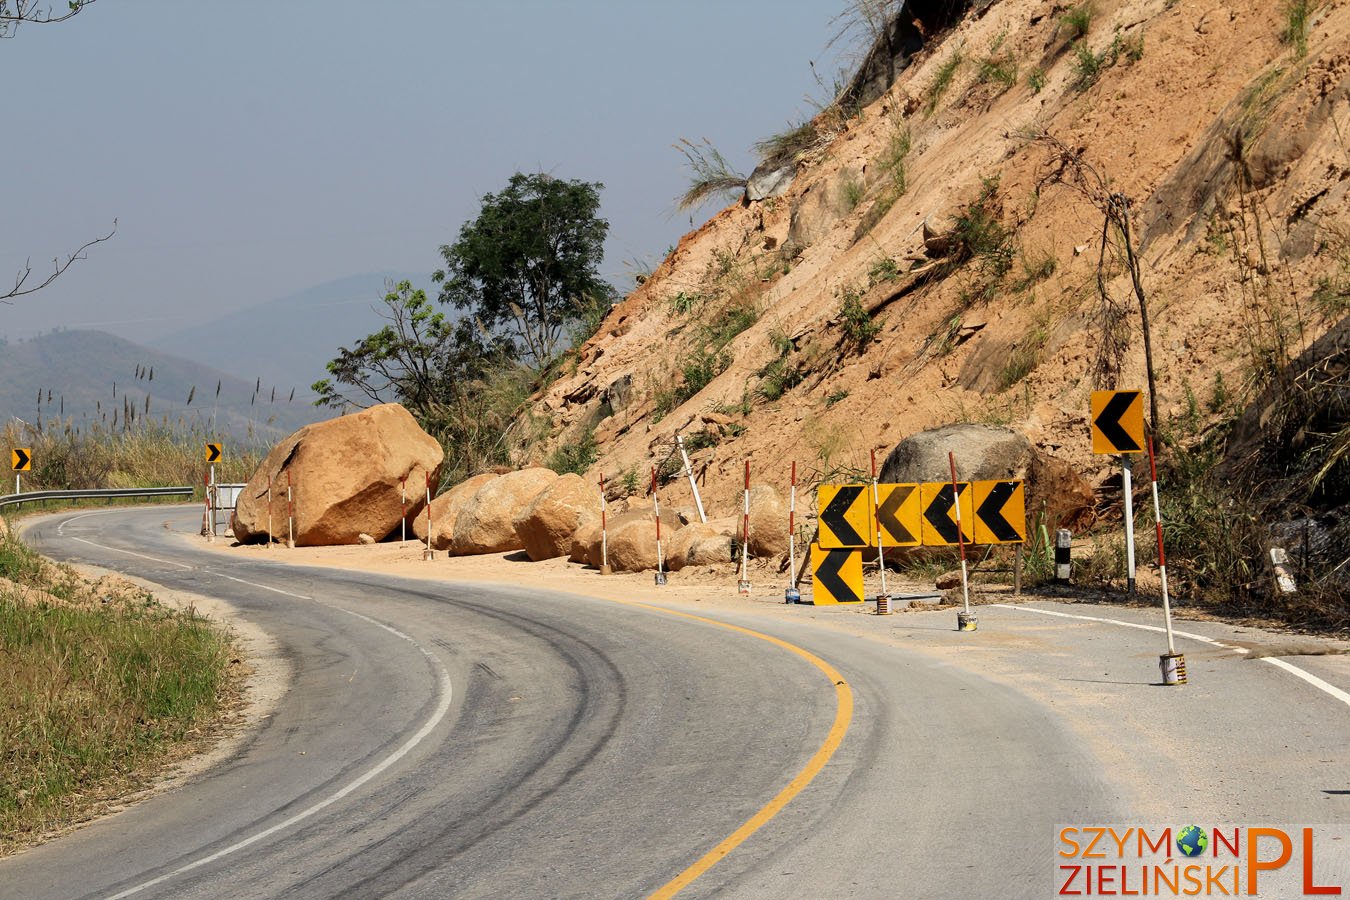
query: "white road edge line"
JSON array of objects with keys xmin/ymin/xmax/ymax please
[
  {"xmin": 106, "ymin": 610, "xmax": 453, "ymax": 900},
  {"xmin": 42, "ymin": 511, "xmax": 455, "ymax": 899},
  {"xmin": 992, "ymin": 603, "xmax": 1350, "ymax": 710}
]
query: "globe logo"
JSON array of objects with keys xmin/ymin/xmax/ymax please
[{"xmin": 1177, "ymin": 825, "xmax": 1209, "ymax": 858}]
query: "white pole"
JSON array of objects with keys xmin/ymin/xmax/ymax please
[
  {"xmin": 788, "ymin": 463, "xmax": 796, "ymax": 583},
  {"xmin": 675, "ymin": 434, "xmax": 707, "ymax": 524},
  {"xmin": 1122, "ymin": 456, "xmax": 1137, "ymax": 594},
  {"xmin": 267, "ymin": 475, "xmax": 273, "ymax": 549},
  {"xmin": 401, "ymin": 476, "xmax": 407, "ymax": 543},
  {"xmin": 871, "ymin": 450, "xmax": 889, "ymax": 600},
  {"xmin": 209, "ymin": 462, "xmax": 216, "ymax": 536},
  {"xmin": 1148, "ymin": 437, "xmax": 1176, "ymax": 655},
  {"xmin": 600, "ymin": 473, "xmax": 609, "ymax": 573},
  {"xmin": 949, "ymin": 451, "xmax": 971, "ymax": 614},
  {"xmin": 738, "ymin": 461, "xmax": 750, "ymax": 591}
]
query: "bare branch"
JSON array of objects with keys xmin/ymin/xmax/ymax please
[
  {"xmin": 2, "ymin": 219, "xmax": 116, "ymax": 303},
  {"xmin": 0, "ymin": 0, "xmax": 97, "ymax": 38}
]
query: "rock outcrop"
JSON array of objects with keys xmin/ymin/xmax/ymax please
[
  {"xmin": 746, "ymin": 484, "xmax": 790, "ymax": 557},
  {"xmin": 513, "ymin": 473, "xmax": 599, "ymax": 561},
  {"xmin": 667, "ymin": 522, "xmax": 734, "ymax": 571},
  {"xmin": 878, "ymin": 424, "xmax": 1093, "ymax": 530},
  {"xmin": 232, "ymin": 403, "xmax": 442, "ymax": 546},
  {"xmin": 412, "ymin": 472, "xmax": 497, "ymax": 550},
  {"xmin": 448, "ymin": 468, "xmax": 558, "ymax": 555},
  {"xmin": 576, "ymin": 507, "xmax": 683, "ymax": 572}
]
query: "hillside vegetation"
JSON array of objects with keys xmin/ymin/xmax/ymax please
[{"xmin": 526, "ymin": 0, "xmax": 1349, "ymax": 624}]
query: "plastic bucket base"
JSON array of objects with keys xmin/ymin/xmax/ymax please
[
  {"xmin": 654, "ymin": 572, "xmax": 667, "ymax": 586},
  {"xmin": 785, "ymin": 587, "xmax": 800, "ymax": 604},
  {"xmin": 738, "ymin": 580, "xmax": 751, "ymax": 595},
  {"xmin": 1160, "ymin": 653, "xmax": 1187, "ymax": 685},
  {"xmin": 877, "ymin": 595, "xmax": 893, "ymax": 615},
  {"xmin": 422, "ymin": 549, "xmax": 436, "ymax": 561},
  {"xmin": 957, "ymin": 611, "xmax": 979, "ymax": 632}
]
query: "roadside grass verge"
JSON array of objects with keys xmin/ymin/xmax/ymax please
[{"xmin": 0, "ymin": 531, "xmax": 233, "ymax": 852}]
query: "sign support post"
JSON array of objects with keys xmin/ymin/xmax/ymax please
[
  {"xmin": 675, "ymin": 433, "xmax": 707, "ymax": 524},
  {"xmin": 423, "ymin": 472, "xmax": 434, "ymax": 560},
  {"xmin": 1149, "ymin": 437, "xmax": 1185, "ymax": 684},
  {"xmin": 267, "ymin": 475, "xmax": 273, "ymax": 549},
  {"xmin": 737, "ymin": 461, "xmax": 751, "ymax": 594},
  {"xmin": 871, "ymin": 450, "xmax": 891, "ymax": 615},
  {"xmin": 599, "ymin": 473, "xmax": 611, "ymax": 576},
  {"xmin": 950, "ymin": 452, "xmax": 976, "ymax": 631},
  {"xmin": 652, "ymin": 466, "xmax": 666, "ymax": 586},
  {"xmin": 1121, "ymin": 456, "xmax": 1137, "ymax": 594},
  {"xmin": 785, "ymin": 462, "xmax": 799, "ymax": 603},
  {"xmin": 287, "ymin": 469, "xmax": 294, "ymax": 548},
  {"xmin": 401, "ymin": 476, "xmax": 407, "ymax": 543}
]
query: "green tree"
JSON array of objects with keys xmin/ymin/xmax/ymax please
[
  {"xmin": 312, "ymin": 280, "xmax": 511, "ymax": 413},
  {"xmin": 433, "ymin": 172, "xmax": 611, "ymax": 363}
]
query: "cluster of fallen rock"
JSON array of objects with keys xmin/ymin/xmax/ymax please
[{"xmin": 231, "ymin": 403, "xmax": 1094, "ymax": 574}]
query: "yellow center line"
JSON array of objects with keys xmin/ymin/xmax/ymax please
[{"xmin": 605, "ymin": 600, "xmax": 853, "ymax": 900}]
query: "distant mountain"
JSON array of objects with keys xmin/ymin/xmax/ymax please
[
  {"xmin": 150, "ymin": 272, "xmax": 434, "ymax": 394},
  {"xmin": 0, "ymin": 329, "xmax": 322, "ymax": 445}
]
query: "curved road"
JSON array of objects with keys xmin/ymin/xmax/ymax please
[{"xmin": 2, "ymin": 506, "xmax": 1347, "ymax": 898}]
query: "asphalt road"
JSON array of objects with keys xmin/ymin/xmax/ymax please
[{"xmin": 2, "ymin": 506, "xmax": 1347, "ymax": 899}]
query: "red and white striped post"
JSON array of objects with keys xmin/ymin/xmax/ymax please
[
  {"xmin": 267, "ymin": 474, "xmax": 273, "ymax": 549},
  {"xmin": 785, "ymin": 462, "xmax": 800, "ymax": 603},
  {"xmin": 1149, "ymin": 437, "xmax": 1185, "ymax": 684},
  {"xmin": 203, "ymin": 470, "xmax": 213, "ymax": 542},
  {"xmin": 401, "ymin": 475, "xmax": 407, "ymax": 543},
  {"xmin": 286, "ymin": 469, "xmax": 294, "ymax": 548},
  {"xmin": 872, "ymin": 449, "xmax": 891, "ymax": 614},
  {"xmin": 738, "ymin": 461, "xmax": 751, "ymax": 594},
  {"xmin": 652, "ymin": 466, "xmax": 666, "ymax": 585},
  {"xmin": 599, "ymin": 472, "xmax": 611, "ymax": 575},
  {"xmin": 423, "ymin": 471, "xmax": 434, "ymax": 560},
  {"xmin": 950, "ymin": 451, "xmax": 975, "ymax": 631}
]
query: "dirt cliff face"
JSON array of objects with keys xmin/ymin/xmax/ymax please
[{"xmin": 531, "ymin": 0, "xmax": 1349, "ymax": 518}]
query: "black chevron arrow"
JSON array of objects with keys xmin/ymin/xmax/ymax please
[
  {"xmin": 206, "ymin": 443, "xmax": 221, "ymax": 463},
  {"xmin": 876, "ymin": 484, "xmax": 917, "ymax": 544},
  {"xmin": 11, "ymin": 448, "xmax": 29, "ymax": 471},
  {"xmin": 1094, "ymin": 391, "xmax": 1142, "ymax": 452},
  {"xmin": 976, "ymin": 481, "xmax": 1022, "ymax": 543},
  {"xmin": 815, "ymin": 548, "xmax": 861, "ymax": 603},
  {"xmin": 923, "ymin": 483, "xmax": 971, "ymax": 545},
  {"xmin": 821, "ymin": 485, "xmax": 867, "ymax": 547}
]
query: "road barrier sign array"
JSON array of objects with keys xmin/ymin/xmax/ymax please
[
  {"xmin": 920, "ymin": 482, "xmax": 974, "ymax": 546},
  {"xmin": 818, "ymin": 484, "xmax": 874, "ymax": 549},
  {"xmin": 874, "ymin": 483, "xmax": 921, "ymax": 547},
  {"xmin": 817, "ymin": 480, "xmax": 1025, "ymax": 550},
  {"xmin": 972, "ymin": 480, "xmax": 1026, "ymax": 545},
  {"xmin": 810, "ymin": 541, "xmax": 863, "ymax": 604},
  {"xmin": 1091, "ymin": 390, "xmax": 1145, "ymax": 455}
]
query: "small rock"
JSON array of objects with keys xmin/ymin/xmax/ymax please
[
  {"xmin": 357, "ymin": 533, "xmax": 376, "ymax": 545},
  {"xmin": 936, "ymin": 570, "xmax": 963, "ymax": 589}
]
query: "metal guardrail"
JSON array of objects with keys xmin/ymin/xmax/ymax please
[{"xmin": 0, "ymin": 486, "xmax": 195, "ymax": 510}]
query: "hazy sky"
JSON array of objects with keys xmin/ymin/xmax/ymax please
[{"xmin": 1, "ymin": 1, "xmax": 849, "ymax": 345}]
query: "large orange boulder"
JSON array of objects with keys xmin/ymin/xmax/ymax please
[
  {"xmin": 746, "ymin": 484, "xmax": 790, "ymax": 557},
  {"xmin": 448, "ymin": 468, "xmax": 558, "ymax": 555},
  {"xmin": 513, "ymin": 473, "xmax": 599, "ymax": 561},
  {"xmin": 667, "ymin": 522, "xmax": 734, "ymax": 571},
  {"xmin": 411, "ymin": 472, "xmax": 498, "ymax": 549},
  {"xmin": 232, "ymin": 403, "xmax": 442, "ymax": 546},
  {"xmin": 605, "ymin": 508, "xmax": 684, "ymax": 573}
]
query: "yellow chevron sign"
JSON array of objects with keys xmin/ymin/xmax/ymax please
[{"xmin": 817, "ymin": 484, "xmax": 874, "ymax": 549}]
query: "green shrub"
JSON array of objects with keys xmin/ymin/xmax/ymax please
[
  {"xmin": 1282, "ymin": 0, "xmax": 1312, "ymax": 58},
  {"xmin": 839, "ymin": 289, "xmax": 881, "ymax": 349},
  {"xmin": 926, "ymin": 50, "xmax": 964, "ymax": 114},
  {"xmin": 1060, "ymin": 2, "xmax": 1093, "ymax": 39}
]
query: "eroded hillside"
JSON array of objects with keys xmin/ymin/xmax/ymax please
[{"xmin": 533, "ymin": 0, "xmax": 1349, "ymax": 521}]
